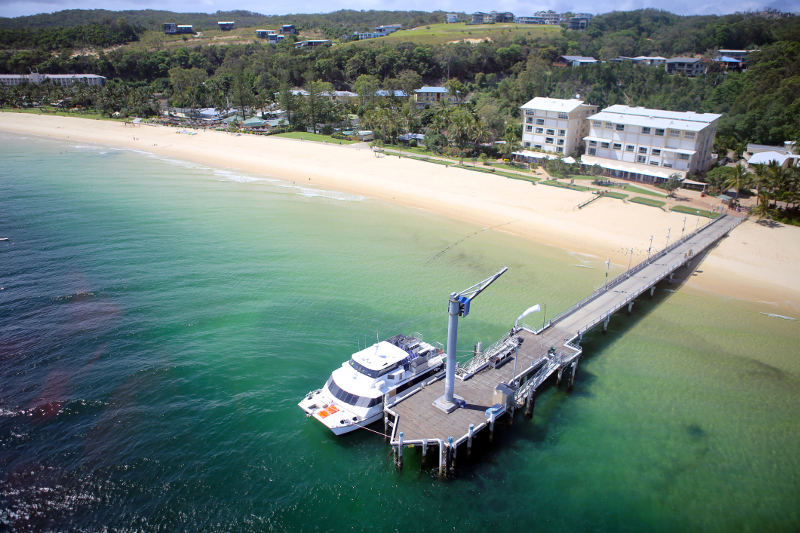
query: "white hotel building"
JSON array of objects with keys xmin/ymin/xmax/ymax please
[
  {"xmin": 519, "ymin": 97, "xmax": 597, "ymax": 157},
  {"xmin": 581, "ymin": 105, "xmax": 720, "ymax": 183}
]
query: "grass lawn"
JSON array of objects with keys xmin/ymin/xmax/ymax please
[
  {"xmin": 601, "ymin": 191, "xmax": 628, "ymax": 200},
  {"xmin": 541, "ymin": 180, "xmax": 592, "ymax": 192},
  {"xmin": 615, "ymin": 183, "xmax": 666, "ymax": 197},
  {"xmin": 1, "ymin": 107, "xmax": 118, "ymax": 121},
  {"xmin": 274, "ymin": 131, "xmax": 359, "ymax": 144},
  {"xmin": 670, "ymin": 205, "xmax": 720, "ymax": 218},
  {"xmin": 629, "ymin": 196, "xmax": 666, "ymax": 209},
  {"xmin": 350, "ymin": 22, "xmax": 560, "ymax": 46}
]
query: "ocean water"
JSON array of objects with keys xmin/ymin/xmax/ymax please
[{"xmin": 0, "ymin": 133, "xmax": 798, "ymax": 531}]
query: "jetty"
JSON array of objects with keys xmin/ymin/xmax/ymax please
[{"xmin": 384, "ymin": 214, "xmax": 743, "ymax": 476}]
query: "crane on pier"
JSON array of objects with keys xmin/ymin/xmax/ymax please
[{"xmin": 434, "ymin": 267, "xmax": 508, "ymax": 413}]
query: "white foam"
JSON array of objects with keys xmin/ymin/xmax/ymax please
[
  {"xmin": 276, "ymin": 183, "xmax": 364, "ymax": 202},
  {"xmin": 214, "ymin": 169, "xmax": 264, "ymax": 183},
  {"xmin": 759, "ymin": 312, "xmax": 796, "ymax": 321}
]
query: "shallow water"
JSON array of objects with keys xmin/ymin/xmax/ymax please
[{"xmin": 1, "ymin": 134, "xmax": 798, "ymax": 531}]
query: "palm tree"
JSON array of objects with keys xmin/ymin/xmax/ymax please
[{"xmin": 721, "ymin": 162, "xmax": 752, "ymax": 205}]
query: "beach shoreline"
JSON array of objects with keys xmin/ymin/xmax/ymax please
[{"xmin": 2, "ymin": 112, "xmax": 798, "ymax": 313}]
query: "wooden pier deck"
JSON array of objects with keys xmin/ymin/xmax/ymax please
[{"xmin": 384, "ymin": 214, "xmax": 743, "ymax": 475}]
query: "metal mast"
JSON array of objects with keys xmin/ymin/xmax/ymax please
[{"xmin": 434, "ymin": 267, "xmax": 508, "ymax": 413}]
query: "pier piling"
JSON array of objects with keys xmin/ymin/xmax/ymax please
[{"xmin": 467, "ymin": 425, "xmax": 474, "ymax": 455}]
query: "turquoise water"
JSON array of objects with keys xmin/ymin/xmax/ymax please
[{"xmin": 0, "ymin": 133, "xmax": 798, "ymax": 531}]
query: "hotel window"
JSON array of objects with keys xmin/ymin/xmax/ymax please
[
  {"xmin": 601, "ymin": 142, "xmax": 610, "ymax": 148},
  {"xmin": 526, "ymin": 125, "xmax": 532, "ymax": 132},
  {"xmin": 605, "ymin": 122, "xmax": 614, "ymax": 128},
  {"xmin": 546, "ymin": 129, "xmax": 555, "ymax": 135},
  {"xmin": 655, "ymin": 128, "xmax": 665, "ymax": 136},
  {"xmin": 536, "ymin": 119, "xmax": 545, "ymax": 125},
  {"xmin": 589, "ymin": 140, "xmax": 597, "ymax": 146},
  {"xmin": 526, "ymin": 110, "xmax": 535, "ymax": 116},
  {"xmin": 534, "ymin": 144, "xmax": 542, "ymax": 150},
  {"xmin": 641, "ymin": 127, "xmax": 651, "ymax": 134},
  {"xmin": 524, "ymin": 141, "xmax": 530, "ymax": 147},
  {"xmin": 650, "ymin": 160, "xmax": 660, "ymax": 166},
  {"xmin": 638, "ymin": 147, "xmax": 648, "ymax": 154},
  {"xmin": 558, "ymin": 139, "xmax": 564, "ymax": 145},
  {"xmin": 636, "ymin": 155, "xmax": 647, "ymax": 163},
  {"xmin": 670, "ymin": 129, "xmax": 681, "ymax": 137},
  {"xmin": 652, "ymin": 148, "xmax": 661, "ymax": 156},
  {"xmin": 626, "ymin": 145, "xmax": 635, "ymax": 152},
  {"xmin": 684, "ymin": 131, "xmax": 696, "ymax": 138},
  {"xmin": 558, "ymin": 112, "xmax": 568, "ymax": 119},
  {"xmin": 546, "ymin": 137, "xmax": 554, "ymax": 144},
  {"xmin": 535, "ymin": 127, "xmax": 543, "ymax": 133},
  {"xmin": 679, "ymin": 153, "xmax": 690, "ymax": 160},
  {"xmin": 593, "ymin": 121, "xmax": 603, "ymax": 127},
  {"xmin": 613, "ymin": 143, "xmax": 622, "ymax": 150},
  {"xmin": 663, "ymin": 163, "xmax": 673, "ymax": 168},
  {"xmin": 556, "ymin": 147, "xmax": 563, "ymax": 153},
  {"xmin": 616, "ymin": 124, "xmax": 625, "ymax": 131},
  {"xmin": 588, "ymin": 148, "xmax": 597, "ymax": 155},
  {"xmin": 558, "ymin": 129, "xmax": 566, "ymax": 136},
  {"xmin": 526, "ymin": 117, "xmax": 533, "ymax": 123}
]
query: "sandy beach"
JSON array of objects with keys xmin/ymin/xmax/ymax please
[{"xmin": 2, "ymin": 112, "xmax": 799, "ymax": 312}]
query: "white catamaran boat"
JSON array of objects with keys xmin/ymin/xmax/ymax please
[{"xmin": 299, "ymin": 334, "xmax": 444, "ymax": 435}]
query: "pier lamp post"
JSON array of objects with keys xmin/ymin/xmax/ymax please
[
  {"xmin": 681, "ymin": 216, "xmax": 687, "ymax": 240},
  {"xmin": 696, "ymin": 215, "xmax": 700, "ymax": 232},
  {"xmin": 647, "ymin": 235, "xmax": 653, "ymax": 258},
  {"xmin": 605, "ymin": 258, "xmax": 610, "ymax": 288},
  {"xmin": 666, "ymin": 227, "xmax": 671, "ymax": 248},
  {"xmin": 627, "ymin": 247, "xmax": 634, "ymax": 272}
]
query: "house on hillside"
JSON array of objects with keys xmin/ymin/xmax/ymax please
[
  {"xmin": 218, "ymin": 21, "xmax": 235, "ymax": 31},
  {"xmin": 665, "ymin": 57, "xmax": 706, "ymax": 76},
  {"xmin": 491, "ymin": 12, "xmax": 515, "ymax": 23},
  {"xmin": 468, "ymin": 12, "xmax": 494, "ymax": 24},
  {"xmin": 519, "ymin": 97, "xmax": 597, "ymax": 156},
  {"xmin": 414, "ymin": 86, "xmax": 458, "ymax": 108},
  {"xmin": 560, "ymin": 55, "xmax": 598, "ymax": 67},
  {"xmin": 446, "ymin": 14, "xmax": 459, "ymax": 23},
  {"xmin": 568, "ymin": 16, "xmax": 590, "ymax": 30},
  {"xmin": 581, "ymin": 105, "xmax": 721, "ymax": 184},
  {"xmin": 295, "ymin": 40, "xmax": 331, "ymax": 49},
  {"xmin": 280, "ymin": 24, "xmax": 297, "ymax": 34}
]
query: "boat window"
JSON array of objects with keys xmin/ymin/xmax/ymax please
[
  {"xmin": 349, "ymin": 358, "xmax": 398, "ymax": 378},
  {"xmin": 326, "ymin": 378, "xmax": 380, "ymax": 407}
]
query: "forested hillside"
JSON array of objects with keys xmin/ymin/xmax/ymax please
[{"xmin": 1, "ymin": 9, "xmax": 798, "ymax": 151}]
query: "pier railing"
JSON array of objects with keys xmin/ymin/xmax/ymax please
[{"xmin": 546, "ymin": 214, "xmax": 734, "ymax": 329}]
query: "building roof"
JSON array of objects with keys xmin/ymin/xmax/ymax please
[
  {"xmin": 714, "ymin": 56, "xmax": 741, "ymax": 63},
  {"xmin": 747, "ymin": 151, "xmax": 791, "ymax": 165},
  {"xmin": 562, "ymin": 55, "xmax": 598, "ymax": 63},
  {"xmin": 633, "ymin": 56, "xmax": 666, "ymax": 61},
  {"xmin": 667, "ymin": 57, "xmax": 701, "ymax": 63},
  {"xmin": 415, "ymin": 86, "xmax": 448, "ymax": 93},
  {"xmin": 589, "ymin": 105, "xmax": 721, "ymax": 131},
  {"xmin": 747, "ymin": 143, "xmax": 789, "ymax": 154},
  {"xmin": 520, "ymin": 97, "xmax": 587, "ymax": 113},
  {"xmin": 376, "ymin": 89, "xmax": 408, "ymax": 97}
]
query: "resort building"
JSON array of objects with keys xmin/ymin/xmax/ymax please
[
  {"xmin": 665, "ymin": 57, "xmax": 706, "ymax": 76},
  {"xmin": 280, "ymin": 24, "xmax": 297, "ymax": 34},
  {"xmin": 519, "ymin": 97, "xmax": 597, "ymax": 156},
  {"xmin": 534, "ymin": 10, "xmax": 562, "ymax": 24},
  {"xmin": 0, "ymin": 73, "xmax": 106, "ymax": 87},
  {"xmin": 446, "ymin": 13, "xmax": 459, "ymax": 23},
  {"xmin": 414, "ymin": 86, "xmax": 458, "ymax": 108},
  {"xmin": 217, "ymin": 21, "xmax": 235, "ymax": 31},
  {"xmin": 256, "ymin": 29, "xmax": 284, "ymax": 43},
  {"xmin": 581, "ymin": 105, "xmax": 721, "ymax": 183}
]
